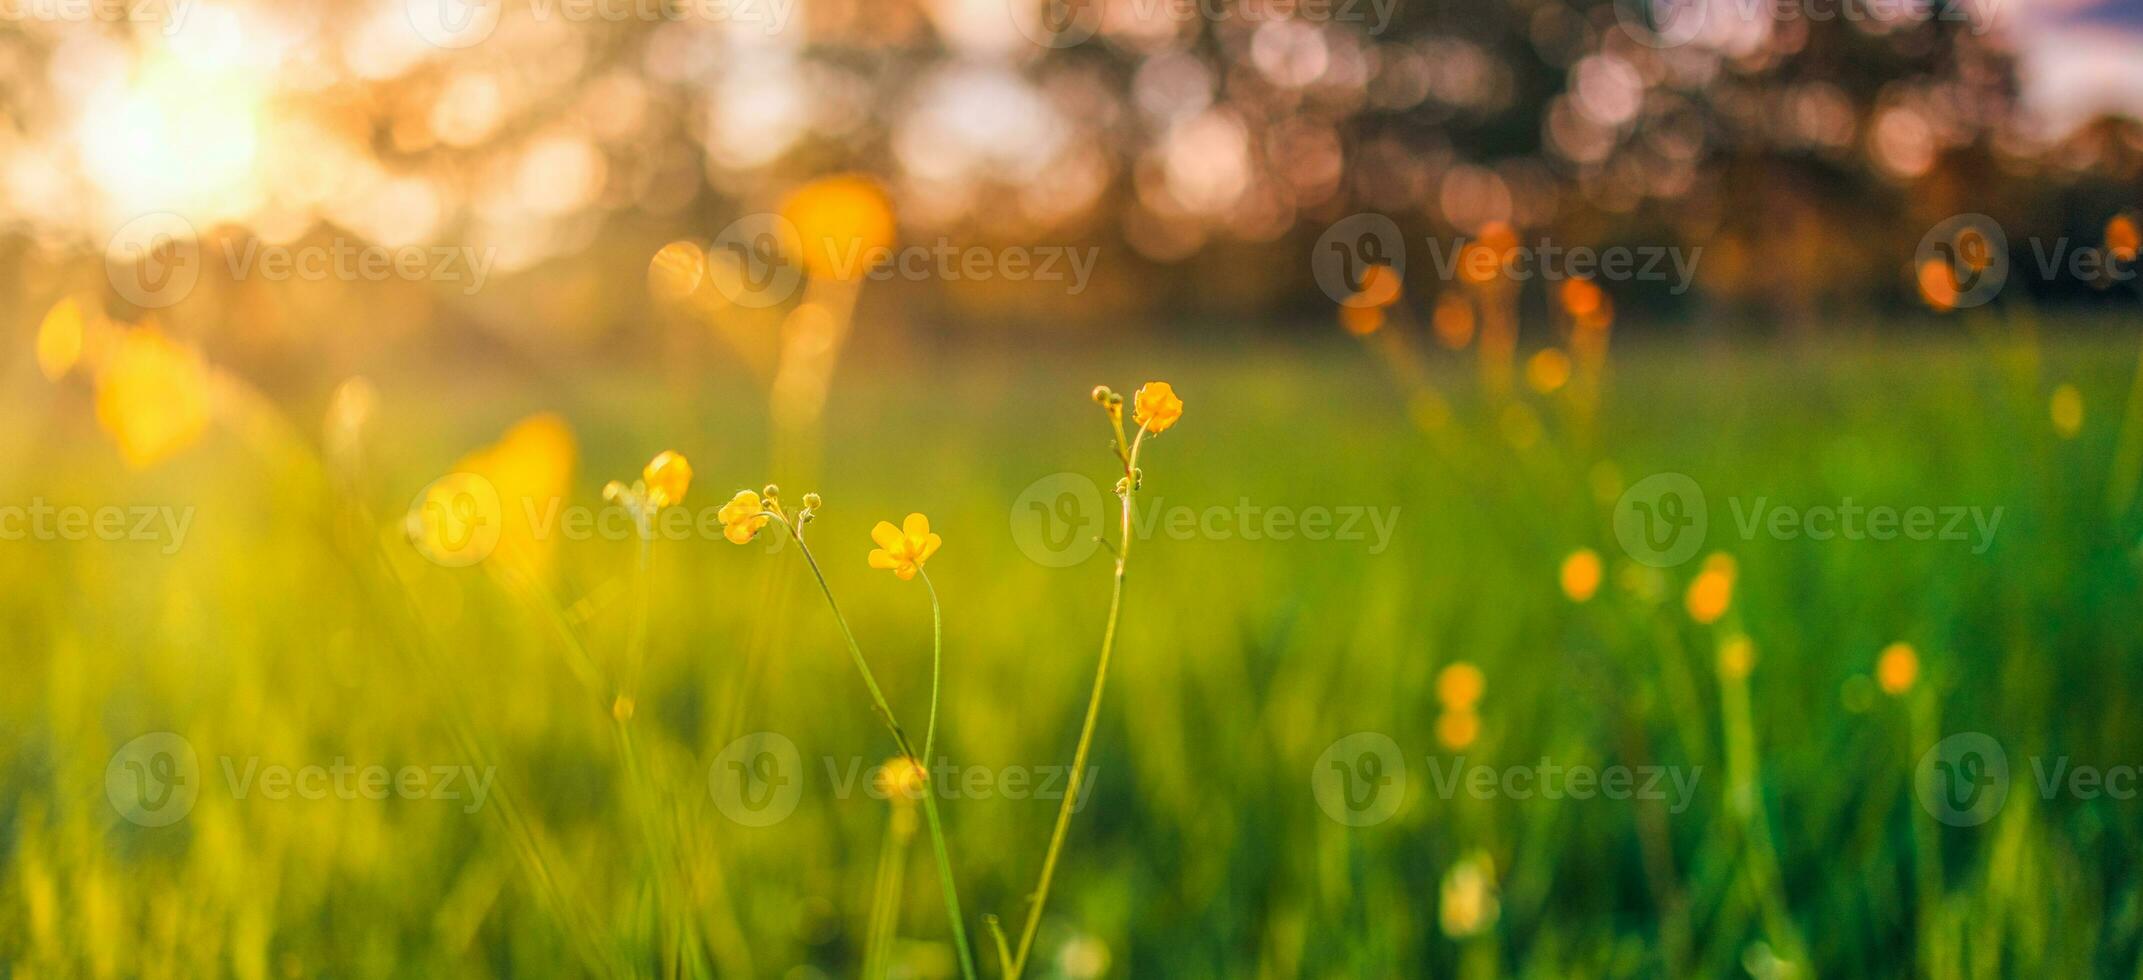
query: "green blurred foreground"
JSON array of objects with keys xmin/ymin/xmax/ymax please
[{"xmin": 4, "ymin": 325, "xmax": 2143, "ymax": 977}]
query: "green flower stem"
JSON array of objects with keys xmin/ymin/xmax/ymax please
[
  {"xmin": 784, "ymin": 524, "xmax": 977, "ymax": 980},
  {"xmin": 920, "ymin": 569, "xmax": 944, "ymax": 771},
  {"xmin": 1007, "ymin": 425, "xmax": 1148, "ymax": 979}
]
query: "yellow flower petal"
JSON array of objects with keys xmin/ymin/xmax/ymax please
[
  {"xmin": 868, "ymin": 549, "xmax": 900, "ymax": 569},
  {"xmin": 917, "ymin": 533, "xmax": 942, "ymax": 563},
  {"xmin": 871, "ymin": 520, "xmax": 905, "ymax": 552},
  {"xmin": 902, "ymin": 512, "xmax": 930, "ymax": 544}
]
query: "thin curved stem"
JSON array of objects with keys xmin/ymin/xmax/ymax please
[
  {"xmin": 783, "ymin": 524, "xmax": 976, "ymax": 980},
  {"xmin": 920, "ymin": 569, "xmax": 944, "ymax": 770},
  {"xmin": 1008, "ymin": 426, "xmax": 1147, "ymax": 979}
]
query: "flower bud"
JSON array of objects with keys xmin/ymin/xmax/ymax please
[
  {"xmin": 803, "ymin": 492, "xmax": 822, "ymax": 510},
  {"xmin": 762, "ymin": 484, "xmax": 781, "ymax": 501}
]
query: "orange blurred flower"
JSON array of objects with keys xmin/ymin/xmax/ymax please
[
  {"xmin": 1684, "ymin": 553, "xmax": 1736, "ymax": 624},
  {"xmin": 1435, "ymin": 708, "xmax": 1479, "ymax": 750},
  {"xmin": 782, "ymin": 174, "xmax": 895, "ymax": 282},
  {"xmin": 2108, "ymin": 213, "xmax": 2139, "ymax": 263},
  {"xmin": 1435, "ymin": 661, "xmax": 1485, "ymax": 711},
  {"xmin": 1432, "ymin": 293, "xmax": 1475, "ymax": 349},
  {"xmin": 1876, "ymin": 642, "xmax": 1919, "ymax": 695},
  {"xmin": 1526, "ymin": 349, "xmax": 1572, "ymax": 393},
  {"xmin": 1560, "ymin": 548, "xmax": 1601, "ymax": 602}
]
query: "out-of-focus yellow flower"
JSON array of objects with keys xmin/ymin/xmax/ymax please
[
  {"xmin": 1133, "ymin": 381, "xmax": 1183, "ymax": 434},
  {"xmin": 1917, "ymin": 258, "xmax": 1958, "ymax": 312},
  {"xmin": 1338, "ymin": 304, "xmax": 1383, "ymax": 336},
  {"xmin": 36, "ymin": 296, "xmax": 85, "ymax": 381},
  {"xmin": 1684, "ymin": 552, "xmax": 1736, "ymax": 624},
  {"xmin": 94, "ymin": 325, "xmax": 210, "ymax": 469},
  {"xmin": 1718, "ymin": 635, "xmax": 1755, "ymax": 680},
  {"xmin": 1439, "ymin": 850, "xmax": 1500, "ymax": 938},
  {"xmin": 1560, "ymin": 278, "xmax": 1604, "ymax": 319},
  {"xmin": 416, "ymin": 413, "xmax": 576, "ymax": 572},
  {"xmin": 1435, "ymin": 708, "xmax": 1479, "ymax": 750},
  {"xmin": 1351, "ymin": 264, "xmax": 1402, "ymax": 309},
  {"xmin": 1560, "ymin": 548, "xmax": 1602, "ymax": 602},
  {"xmin": 642, "ymin": 451, "xmax": 692, "ymax": 509},
  {"xmin": 2051, "ymin": 384, "xmax": 2084, "ymax": 438},
  {"xmin": 612, "ymin": 695, "xmax": 635, "ymax": 721},
  {"xmin": 1433, "ymin": 293, "xmax": 1475, "ymax": 349},
  {"xmin": 1877, "ymin": 642, "xmax": 1919, "ymax": 695},
  {"xmin": 718, "ymin": 490, "xmax": 770, "ymax": 544},
  {"xmin": 1526, "ymin": 348, "xmax": 1572, "ymax": 393},
  {"xmin": 2109, "ymin": 213, "xmax": 2139, "ymax": 263},
  {"xmin": 875, "ymin": 756, "xmax": 928, "ymax": 801},
  {"xmin": 782, "ymin": 174, "xmax": 895, "ymax": 282},
  {"xmin": 1435, "ymin": 661, "xmax": 1485, "ymax": 711},
  {"xmin": 868, "ymin": 513, "xmax": 942, "ymax": 581}
]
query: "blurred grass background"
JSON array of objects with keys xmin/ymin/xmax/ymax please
[{"xmin": 4, "ymin": 316, "xmax": 2142, "ymax": 977}]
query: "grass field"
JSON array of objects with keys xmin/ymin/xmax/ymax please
[{"xmin": 5, "ymin": 319, "xmax": 2143, "ymax": 977}]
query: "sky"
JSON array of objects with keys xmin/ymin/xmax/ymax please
[{"xmin": 2012, "ymin": 0, "xmax": 2143, "ymax": 135}]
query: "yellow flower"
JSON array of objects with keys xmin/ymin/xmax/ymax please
[
  {"xmin": 1133, "ymin": 381, "xmax": 1183, "ymax": 434},
  {"xmin": 2051, "ymin": 384, "xmax": 2084, "ymax": 439},
  {"xmin": 1435, "ymin": 708, "xmax": 1479, "ymax": 750},
  {"xmin": 868, "ymin": 513, "xmax": 942, "ymax": 580},
  {"xmin": 1718, "ymin": 635, "xmax": 1755, "ymax": 680},
  {"xmin": 1435, "ymin": 662, "xmax": 1485, "ymax": 711},
  {"xmin": 1439, "ymin": 850, "xmax": 1500, "ymax": 938},
  {"xmin": 782, "ymin": 174, "xmax": 895, "ymax": 282},
  {"xmin": 642, "ymin": 450, "xmax": 692, "ymax": 509},
  {"xmin": 874, "ymin": 756, "xmax": 928, "ymax": 802},
  {"xmin": 36, "ymin": 296, "xmax": 85, "ymax": 381},
  {"xmin": 1684, "ymin": 552, "xmax": 1736, "ymax": 625},
  {"xmin": 1559, "ymin": 548, "xmax": 1601, "ymax": 602},
  {"xmin": 718, "ymin": 490, "xmax": 770, "ymax": 544},
  {"xmin": 1877, "ymin": 642, "xmax": 1919, "ymax": 695},
  {"xmin": 409, "ymin": 413, "xmax": 576, "ymax": 571},
  {"xmin": 95, "ymin": 325, "xmax": 210, "ymax": 469}
]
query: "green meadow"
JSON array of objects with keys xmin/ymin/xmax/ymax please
[{"xmin": 6, "ymin": 320, "xmax": 2143, "ymax": 977}]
